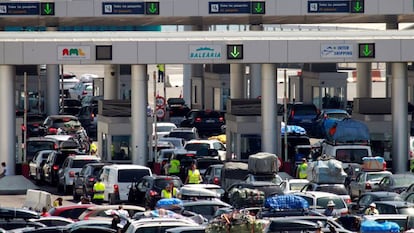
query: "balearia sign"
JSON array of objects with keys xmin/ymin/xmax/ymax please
[{"xmin": 189, "ymin": 45, "xmax": 222, "ymax": 59}]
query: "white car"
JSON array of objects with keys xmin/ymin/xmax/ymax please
[
  {"xmin": 349, "ymin": 170, "xmax": 392, "ymax": 199},
  {"xmin": 153, "ymin": 122, "xmax": 178, "ymax": 138},
  {"xmin": 124, "ymin": 217, "xmax": 199, "ymax": 233},
  {"xmin": 293, "ymin": 191, "xmax": 349, "ymax": 216},
  {"xmin": 279, "ymin": 179, "xmax": 309, "ymax": 193},
  {"xmin": 181, "ymin": 184, "xmax": 224, "ymax": 199},
  {"xmin": 68, "ymin": 82, "xmax": 93, "ymax": 100},
  {"xmin": 184, "ymin": 139, "xmax": 226, "ymax": 161},
  {"xmin": 57, "ymin": 155, "xmax": 101, "ymax": 194}
]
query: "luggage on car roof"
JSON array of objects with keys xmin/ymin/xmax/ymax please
[
  {"xmin": 264, "ymin": 194, "xmax": 309, "ymax": 210},
  {"xmin": 326, "ymin": 118, "xmax": 370, "ymax": 143},
  {"xmin": 306, "ymin": 155, "xmax": 347, "ymax": 184},
  {"xmin": 248, "ymin": 152, "xmax": 279, "ymax": 174}
]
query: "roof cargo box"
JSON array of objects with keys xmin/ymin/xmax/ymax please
[{"xmin": 248, "ymin": 152, "xmax": 279, "ymax": 174}]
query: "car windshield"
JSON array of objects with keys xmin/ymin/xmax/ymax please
[
  {"xmin": 367, "ymin": 173, "xmax": 389, "ymax": 181},
  {"xmin": 168, "ymin": 132, "xmax": 196, "ymax": 141},
  {"xmin": 327, "ymin": 113, "xmax": 348, "ymax": 120},
  {"xmin": 118, "ymin": 169, "xmax": 150, "ymax": 182},
  {"xmin": 156, "ymin": 126, "xmax": 176, "ymax": 133},
  {"xmin": 213, "ymin": 167, "xmax": 222, "ymax": 176},
  {"xmin": 316, "ymin": 185, "xmax": 348, "ymax": 195},
  {"xmin": 185, "ymin": 143, "xmax": 210, "ymax": 152},
  {"xmin": 72, "ymin": 160, "xmax": 99, "ymax": 168},
  {"xmin": 252, "ymin": 175, "xmax": 282, "ymax": 185},
  {"xmin": 335, "ymin": 149, "xmax": 369, "ymax": 164},
  {"xmin": 294, "ymin": 106, "xmax": 316, "ymax": 115},
  {"xmin": 394, "ymin": 176, "xmax": 414, "ymax": 186},
  {"xmin": 289, "ymin": 182, "xmax": 308, "ymax": 191},
  {"xmin": 154, "ymin": 179, "xmax": 182, "ymax": 189}
]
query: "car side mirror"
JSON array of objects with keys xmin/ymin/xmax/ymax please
[{"xmin": 75, "ymin": 172, "xmax": 80, "ymax": 177}]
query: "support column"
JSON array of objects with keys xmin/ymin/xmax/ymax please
[
  {"xmin": 249, "ymin": 24, "xmax": 263, "ymax": 99},
  {"xmin": 183, "ymin": 64, "xmax": 191, "ymax": 106},
  {"xmin": 0, "ymin": 65, "xmax": 16, "ymax": 175},
  {"xmin": 261, "ymin": 64, "xmax": 277, "ymax": 154},
  {"xmin": 386, "ymin": 17, "xmax": 398, "ymax": 98},
  {"xmin": 392, "ymin": 62, "xmax": 408, "ymax": 173},
  {"xmin": 131, "ymin": 65, "xmax": 148, "ymax": 166},
  {"xmin": 104, "ymin": 65, "xmax": 119, "ymax": 100},
  {"xmin": 356, "ymin": 63, "xmax": 372, "ymax": 98},
  {"xmin": 230, "ymin": 64, "xmax": 245, "ymax": 98},
  {"xmin": 191, "ymin": 25, "xmax": 207, "ymax": 109},
  {"xmin": 46, "ymin": 65, "xmax": 59, "ymax": 115}
]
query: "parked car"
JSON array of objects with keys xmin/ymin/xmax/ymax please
[
  {"xmin": 57, "ymin": 155, "xmax": 100, "ymax": 194},
  {"xmin": 244, "ymin": 173, "xmax": 283, "ymax": 185},
  {"xmin": 348, "ymin": 170, "xmax": 392, "ymax": 199},
  {"xmin": 184, "ymin": 139, "xmax": 226, "ymax": 161},
  {"xmin": 99, "ymin": 164, "xmax": 152, "ymax": 204},
  {"xmin": 293, "ymin": 191, "xmax": 349, "ymax": 216},
  {"xmin": 182, "ymin": 199, "xmax": 231, "ymax": 220},
  {"xmin": 43, "ymin": 149, "xmax": 85, "ymax": 185},
  {"xmin": 286, "ymin": 103, "xmax": 319, "ymax": 135},
  {"xmin": 155, "ymin": 148, "xmax": 188, "ymax": 175},
  {"xmin": 29, "ymin": 149, "xmax": 55, "ymax": 184},
  {"xmin": 348, "ymin": 191, "xmax": 402, "ymax": 214},
  {"xmin": 166, "ymin": 127, "xmax": 200, "ymax": 142},
  {"xmin": 311, "ymin": 109, "xmax": 350, "ymax": 138},
  {"xmin": 300, "ymin": 182, "xmax": 351, "ymax": 204},
  {"xmin": 279, "ymin": 179, "xmax": 309, "ymax": 193},
  {"xmin": 73, "ymin": 162, "xmax": 111, "ymax": 201},
  {"xmin": 68, "ymin": 82, "xmax": 93, "ymax": 100},
  {"xmin": 77, "ymin": 205, "xmax": 145, "ymax": 221},
  {"xmin": 127, "ymin": 175, "xmax": 183, "ymax": 209},
  {"xmin": 48, "ymin": 204, "xmax": 94, "ymax": 221},
  {"xmin": 180, "ymin": 109, "xmax": 225, "ymax": 136},
  {"xmin": 203, "ymin": 164, "xmax": 223, "ymax": 185},
  {"xmin": 39, "ymin": 115, "xmax": 81, "ymax": 136},
  {"xmin": 374, "ymin": 173, "xmax": 414, "ymax": 193}
]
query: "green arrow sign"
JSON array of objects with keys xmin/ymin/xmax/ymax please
[
  {"xmin": 252, "ymin": 1, "xmax": 265, "ymax": 14},
  {"xmin": 358, "ymin": 43, "xmax": 375, "ymax": 58},
  {"xmin": 40, "ymin": 2, "xmax": 54, "ymax": 15},
  {"xmin": 227, "ymin": 45, "xmax": 243, "ymax": 60},
  {"xmin": 351, "ymin": 0, "xmax": 364, "ymax": 13},
  {"xmin": 146, "ymin": 2, "xmax": 159, "ymax": 15}
]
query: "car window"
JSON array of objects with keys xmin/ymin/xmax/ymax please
[
  {"xmin": 168, "ymin": 132, "xmax": 196, "ymax": 141},
  {"xmin": 316, "ymin": 185, "xmax": 348, "ymax": 195},
  {"xmin": 72, "ymin": 159, "xmax": 99, "ymax": 168},
  {"xmin": 154, "ymin": 179, "xmax": 182, "ymax": 189},
  {"xmin": 118, "ymin": 169, "xmax": 151, "ymax": 182},
  {"xmin": 185, "ymin": 143, "xmax": 210, "ymax": 151},
  {"xmin": 214, "ymin": 167, "xmax": 222, "ymax": 177},
  {"xmin": 399, "ymin": 207, "xmax": 414, "ymax": 215},
  {"xmin": 294, "ymin": 105, "xmax": 317, "ymax": 115},
  {"xmin": 376, "ymin": 204, "xmax": 398, "ymax": 214},
  {"xmin": 316, "ymin": 197, "xmax": 346, "ymax": 209},
  {"xmin": 367, "ymin": 173, "xmax": 389, "ymax": 181},
  {"xmin": 406, "ymin": 194, "xmax": 414, "ymax": 203},
  {"xmin": 358, "ymin": 195, "xmax": 373, "ymax": 206},
  {"xmin": 335, "ymin": 149, "xmax": 369, "ymax": 164}
]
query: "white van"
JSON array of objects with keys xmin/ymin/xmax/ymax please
[
  {"xmin": 100, "ymin": 164, "xmax": 152, "ymax": 204},
  {"xmin": 321, "ymin": 142, "xmax": 372, "ymax": 168}
]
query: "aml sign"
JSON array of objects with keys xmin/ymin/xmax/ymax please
[
  {"xmin": 189, "ymin": 45, "xmax": 222, "ymax": 60},
  {"xmin": 58, "ymin": 46, "xmax": 91, "ymax": 60}
]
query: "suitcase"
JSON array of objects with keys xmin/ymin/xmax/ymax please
[
  {"xmin": 307, "ymin": 157, "xmax": 347, "ymax": 184},
  {"xmin": 248, "ymin": 152, "xmax": 279, "ymax": 174},
  {"xmin": 264, "ymin": 195, "xmax": 309, "ymax": 210},
  {"xmin": 362, "ymin": 157, "xmax": 386, "ymax": 171}
]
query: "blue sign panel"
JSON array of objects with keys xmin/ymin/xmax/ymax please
[
  {"xmin": 102, "ymin": 2, "xmax": 145, "ymax": 15},
  {"xmin": 0, "ymin": 2, "xmax": 40, "ymax": 15},
  {"xmin": 308, "ymin": 1, "xmax": 350, "ymax": 13},
  {"xmin": 209, "ymin": 2, "xmax": 251, "ymax": 14}
]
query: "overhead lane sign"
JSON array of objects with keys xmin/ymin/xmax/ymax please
[
  {"xmin": 209, "ymin": 1, "xmax": 265, "ymax": 14},
  {"xmin": 308, "ymin": 0, "xmax": 364, "ymax": 13},
  {"xmin": 0, "ymin": 2, "xmax": 40, "ymax": 15},
  {"xmin": 358, "ymin": 43, "xmax": 375, "ymax": 58},
  {"xmin": 103, "ymin": 2, "xmax": 145, "ymax": 15}
]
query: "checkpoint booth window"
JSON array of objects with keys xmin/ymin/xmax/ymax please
[
  {"xmin": 240, "ymin": 134, "xmax": 261, "ymax": 160},
  {"xmin": 111, "ymin": 135, "xmax": 131, "ymax": 161}
]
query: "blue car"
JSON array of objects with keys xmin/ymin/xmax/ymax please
[
  {"xmin": 286, "ymin": 103, "xmax": 318, "ymax": 135},
  {"xmin": 311, "ymin": 109, "xmax": 350, "ymax": 138}
]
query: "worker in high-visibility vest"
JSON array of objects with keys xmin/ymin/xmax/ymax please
[
  {"xmin": 168, "ymin": 155, "xmax": 181, "ymax": 176},
  {"xmin": 93, "ymin": 178, "xmax": 105, "ymax": 205},
  {"xmin": 161, "ymin": 182, "xmax": 178, "ymax": 199},
  {"xmin": 157, "ymin": 64, "xmax": 165, "ymax": 83},
  {"xmin": 297, "ymin": 158, "xmax": 308, "ymax": 179},
  {"xmin": 185, "ymin": 163, "xmax": 202, "ymax": 184}
]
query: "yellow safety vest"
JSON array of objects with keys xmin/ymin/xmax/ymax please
[
  {"xmin": 188, "ymin": 169, "xmax": 200, "ymax": 184},
  {"xmin": 168, "ymin": 159, "xmax": 180, "ymax": 174},
  {"xmin": 93, "ymin": 182, "xmax": 105, "ymax": 200},
  {"xmin": 161, "ymin": 188, "xmax": 177, "ymax": 199},
  {"xmin": 157, "ymin": 64, "xmax": 165, "ymax": 72},
  {"xmin": 299, "ymin": 163, "xmax": 308, "ymax": 179},
  {"xmin": 90, "ymin": 143, "xmax": 97, "ymax": 152}
]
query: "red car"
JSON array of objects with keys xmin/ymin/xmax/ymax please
[{"xmin": 48, "ymin": 204, "xmax": 94, "ymax": 221}]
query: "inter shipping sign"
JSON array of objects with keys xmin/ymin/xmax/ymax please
[{"xmin": 320, "ymin": 44, "xmax": 353, "ymax": 58}]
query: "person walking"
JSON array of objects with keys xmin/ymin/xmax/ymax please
[
  {"xmin": 92, "ymin": 178, "xmax": 105, "ymax": 205},
  {"xmin": 157, "ymin": 64, "xmax": 165, "ymax": 82},
  {"xmin": 167, "ymin": 155, "xmax": 181, "ymax": 176},
  {"xmin": 185, "ymin": 163, "xmax": 202, "ymax": 184},
  {"xmin": 323, "ymin": 200, "xmax": 339, "ymax": 218},
  {"xmin": 297, "ymin": 158, "xmax": 308, "ymax": 179},
  {"xmin": 161, "ymin": 182, "xmax": 178, "ymax": 199},
  {"xmin": 365, "ymin": 203, "xmax": 379, "ymax": 215}
]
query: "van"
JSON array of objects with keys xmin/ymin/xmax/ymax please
[
  {"xmin": 100, "ymin": 164, "xmax": 152, "ymax": 204},
  {"xmin": 321, "ymin": 142, "xmax": 372, "ymax": 167}
]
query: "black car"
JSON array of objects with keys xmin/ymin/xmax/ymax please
[
  {"xmin": 26, "ymin": 114, "xmax": 47, "ymax": 138},
  {"xmin": 363, "ymin": 200, "xmax": 414, "ymax": 215},
  {"xmin": 225, "ymin": 181, "xmax": 284, "ymax": 202},
  {"xmin": 73, "ymin": 162, "xmax": 111, "ymax": 200},
  {"xmin": 286, "ymin": 103, "xmax": 318, "ymax": 135},
  {"xmin": 26, "ymin": 137, "xmax": 60, "ymax": 162},
  {"xmin": 77, "ymin": 104, "xmax": 98, "ymax": 140},
  {"xmin": 39, "ymin": 115, "xmax": 81, "ymax": 136},
  {"xmin": 128, "ymin": 175, "xmax": 183, "ymax": 209},
  {"xmin": 43, "ymin": 149, "xmax": 85, "ymax": 185},
  {"xmin": 180, "ymin": 110, "xmax": 225, "ymax": 136},
  {"xmin": 348, "ymin": 191, "xmax": 402, "ymax": 214}
]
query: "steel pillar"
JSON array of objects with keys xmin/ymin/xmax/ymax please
[
  {"xmin": 230, "ymin": 64, "xmax": 245, "ymax": 98},
  {"xmin": 356, "ymin": 63, "xmax": 372, "ymax": 98},
  {"xmin": 261, "ymin": 64, "xmax": 277, "ymax": 154},
  {"xmin": 104, "ymin": 65, "xmax": 119, "ymax": 100}
]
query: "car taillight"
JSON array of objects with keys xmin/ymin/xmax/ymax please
[
  {"xmin": 69, "ymin": 171, "xmax": 75, "ymax": 177},
  {"xmin": 345, "ymin": 198, "xmax": 351, "ymax": 204},
  {"xmin": 290, "ymin": 110, "xmax": 295, "ymax": 119},
  {"xmin": 82, "ymin": 91, "xmax": 88, "ymax": 95},
  {"xmin": 48, "ymin": 128, "xmax": 57, "ymax": 134},
  {"xmin": 90, "ymin": 113, "xmax": 95, "ymax": 120},
  {"xmin": 365, "ymin": 183, "xmax": 372, "ymax": 190},
  {"xmin": 53, "ymin": 165, "xmax": 59, "ymax": 170},
  {"xmin": 213, "ymin": 177, "xmax": 220, "ymax": 185},
  {"xmin": 219, "ymin": 117, "xmax": 224, "ymax": 122},
  {"xmin": 88, "ymin": 177, "xmax": 95, "ymax": 182},
  {"xmin": 114, "ymin": 184, "xmax": 119, "ymax": 193},
  {"xmin": 383, "ymin": 161, "xmax": 387, "ymax": 171},
  {"xmin": 32, "ymin": 123, "xmax": 39, "ymax": 127},
  {"xmin": 195, "ymin": 117, "xmax": 202, "ymax": 123},
  {"xmin": 53, "ymin": 143, "xmax": 58, "ymax": 150},
  {"xmin": 149, "ymin": 190, "xmax": 158, "ymax": 197}
]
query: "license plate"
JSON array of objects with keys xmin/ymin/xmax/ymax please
[
  {"xmin": 206, "ymin": 120, "xmax": 215, "ymax": 123},
  {"xmin": 302, "ymin": 119, "xmax": 312, "ymax": 123}
]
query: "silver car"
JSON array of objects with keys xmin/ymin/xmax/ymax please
[{"xmin": 349, "ymin": 170, "xmax": 392, "ymax": 199}]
